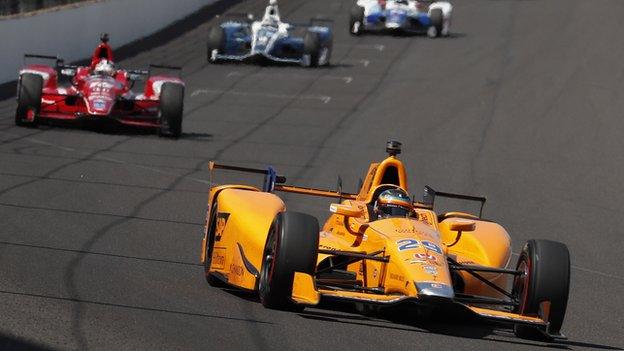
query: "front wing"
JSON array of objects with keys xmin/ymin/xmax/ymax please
[
  {"xmin": 291, "ymin": 276, "xmax": 551, "ymax": 333},
  {"xmin": 39, "ymin": 92, "xmax": 162, "ymax": 128}
]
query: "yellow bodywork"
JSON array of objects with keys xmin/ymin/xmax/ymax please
[{"xmin": 201, "ymin": 155, "xmax": 546, "ymax": 329}]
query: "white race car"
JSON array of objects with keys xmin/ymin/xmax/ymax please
[
  {"xmin": 350, "ymin": 0, "xmax": 452, "ymax": 37},
  {"xmin": 208, "ymin": 0, "xmax": 333, "ymax": 67}
]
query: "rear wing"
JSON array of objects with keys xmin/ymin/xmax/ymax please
[
  {"xmin": 209, "ymin": 162, "xmax": 356, "ymax": 200},
  {"xmin": 422, "ymin": 185, "xmax": 486, "ymax": 218},
  {"xmin": 23, "ymin": 54, "xmax": 76, "ymax": 69}
]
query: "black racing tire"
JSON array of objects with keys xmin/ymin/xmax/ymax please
[
  {"xmin": 258, "ymin": 211, "xmax": 319, "ymax": 310},
  {"xmin": 207, "ymin": 25, "xmax": 226, "ymax": 63},
  {"xmin": 203, "ymin": 203, "xmax": 227, "ymax": 287},
  {"xmin": 429, "ymin": 9, "xmax": 444, "ymax": 37},
  {"xmin": 158, "ymin": 83, "xmax": 184, "ymax": 138},
  {"xmin": 512, "ymin": 239, "xmax": 570, "ymax": 340},
  {"xmin": 349, "ymin": 6, "xmax": 365, "ymax": 36},
  {"xmin": 303, "ymin": 31, "xmax": 322, "ymax": 67},
  {"xmin": 15, "ymin": 73, "xmax": 43, "ymax": 127}
]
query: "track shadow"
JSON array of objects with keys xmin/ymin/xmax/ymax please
[
  {"xmin": 31, "ymin": 119, "xmax": 212, "ymax": 140},
  {"xmin": 0, "ymin": 333, "xmax": 58, "ymax": 351},
  {"xmin": 356, "ymin": 30, "xmax": 467, "ymax": 39},
  {"xmin": 297, "ymin": 300, "xmax": 622, "ymax": 350}
]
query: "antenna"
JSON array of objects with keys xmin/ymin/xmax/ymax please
[{"xmin": 386, "ymin": 140, "xmax": 402, "ymax": 157}]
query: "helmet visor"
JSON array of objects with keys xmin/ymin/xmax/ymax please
[{"xmin": 379, "ymin": 204, "xmax": 410, "ymax": 218}]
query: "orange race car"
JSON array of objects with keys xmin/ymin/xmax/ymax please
[{"xmin": 200, "ymin": 141, "xmax": 571, "ymax": 340}]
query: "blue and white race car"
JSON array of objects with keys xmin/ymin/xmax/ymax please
[
  {"xmin": 207, "ymin": 0, "xmax": 333, "ymax": 67},
  {"xmin": 350, "ymin": 0, "xmax": 452, "ymax": 37}
]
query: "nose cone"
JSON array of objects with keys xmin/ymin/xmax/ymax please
[
  {"xmin": 368, "ymin": 218, "xmax": 454, "ymax": 299},
  {"xmin": 83, "ymin": 77, "xmax": 119, "ymax": 116},
  {"xmin": 86, "ymin": 97, "xmax": 115, "ymax": 115}
]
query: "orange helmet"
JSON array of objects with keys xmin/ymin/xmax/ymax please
[{"xmin": 374, "ymin": 188, "xmax": 412, "ymax": 218}]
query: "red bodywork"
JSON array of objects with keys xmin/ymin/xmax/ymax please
[{"xmin": 20, "ymin": 60, "xmax": 183, "ymax": 129}]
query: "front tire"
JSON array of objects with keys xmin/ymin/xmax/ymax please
[
  {"xmin": 158, "ymin": 83, "xmax": 184, "ymax": 138},
  {"xmin": 512, "ymin": 240, "xmax": 570, "ymax": 340},
  {"xmin": 15, "ymin": 73, "xmax": 43, "ymax": 127},
  {"xmin": 258, "ymin": 212, "xmax": 319, "ymax": 310},
  {"xmin": 207, "ymin": 25, "xmax": 226, "ymax": 63},
  {"xmin": 428, "ymin": 9, "xmax": 444, "ymax": 38},
  {"xmin": 349, "ymin": 6, "xmax": 365, "ymax": 36},
  {"xmin": 303, "ymin": 32, "xmax": 322, "ymax": 68}
]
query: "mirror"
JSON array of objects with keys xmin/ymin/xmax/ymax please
[
  {"xmin": 61, "ymin": 68, "xmax": 76, "ymax": 76},
  {"xmin": 329, "ymin": 203, "xmax": 363, "ymax": 217},
  {"xmin": 129, "ymin": 73, "xmax": 144, "ymax": 81},
  {"xmin": 450, "ymin": 220, "xmax": 476, "ymax": 232},
  {"xmin": 444, "ymin": 219, "xmax": 476, "ymax": 248}
]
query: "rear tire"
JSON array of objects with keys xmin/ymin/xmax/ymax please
[
  {"xmin": 207, "ymin": 25, "xmax": 226, "ymax": 63},
  {"xmin": 428, "ymin": 9, "xmax": 443, "ymax": 38},
  {"xmin": 258, "ymin": 212, "xmax": 319, "ymax": 310},
  {"xmin": 512, "ymin": 239, "xmax": 570, "ymax": 340},
  {"xmin": 158, "ymin": 83, "xmax": 184, "ymax": 138},
  {"xmin": 15, "ymin": 73, "xmax": 43, "ymax": 127},
  {"xmin": 303, "ymin": 32, "xmax": 321, "ymax": 67},
  {"xmin": 349, "ymin": 6, "xmax": 365, "ymax": 36}
]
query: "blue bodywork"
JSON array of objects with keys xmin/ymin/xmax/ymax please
[
  {"xmin": 366, "ymin": 7, "xmax": 433, "ymax": 32},
  {"xmin": 217, "ymin": 21, "xmax": 332, "ymax": 64}
]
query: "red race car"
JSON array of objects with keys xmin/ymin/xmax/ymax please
[{"xmin": 15, "ymin": 34, "xmax": 185, "ymax": 137}]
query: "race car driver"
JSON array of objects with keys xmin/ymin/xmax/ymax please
[
  {"xmin": 374, "ymin": 188, "xmax": 414, "ymax": 219},
  {"xmin": 93, "ymin": 59, "xmax": 116, "ymax": 77}
]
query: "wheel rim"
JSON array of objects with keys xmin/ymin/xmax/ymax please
[
  {"xmin": 318, "ymin": 48, "xmax": 329, "ymax": 66},
  {"xmin": 259, "ymin": 223, "xmax": 278, "ymax": 298},
  {"xmin": 26, "ymin": 108, "xmax": 36, "ymax": 122},
  {"xmin": 301, "ymin": 54, "xmax": 312, "ymax": 67},
  {"xmin": 352, "ymin": 21, "xmax": 361, "ymax": 34},
  {"xmin": 427, "ymin": 26, "xmax": 437, "ymax": 38},
  {"xmin": 512, "ymin": 256, "xmax": 531, "ymax": 313}
]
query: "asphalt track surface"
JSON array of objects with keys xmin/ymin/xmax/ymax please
[{"xmin": 1, "ymin": 0, "xmax": 624, "ymax": 350}]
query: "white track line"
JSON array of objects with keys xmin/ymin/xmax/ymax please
[
  {"xmin": 226, "ymin": 71, "xmax": 353, "ymax": 84},
  {"xmin": 511, "ymin": 252, "xmax": 623, "ymax": 281},
  {"xmin": 335, "ymin": 44, "xmax": 385, "ymax": 52},
  {"xmin": 190, "ymin": 89, "xmax": 331, "ymax": 103},
  {"xmin": 0, "ymin": 131, "xmax": 210, "ymax": 185}
]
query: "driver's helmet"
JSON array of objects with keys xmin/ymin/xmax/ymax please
[
  {"xmin": 93, "ymin": 59, "xmax": 115, "ymax": 76},
  {"xmin": 374, "ymin": 188, "xmax": 413, "ymax": 219}
]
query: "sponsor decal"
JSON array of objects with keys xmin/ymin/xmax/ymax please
[
  {"xmin": 214, "ymin": 213, "xmax": 230, "ymax": 242},
  {"xmin": 389, "ymin": 273, "xmax": 404, "ymax": 282},
  {"xmin": 397, "ymin": 239, "xmax": 420, "ymax": 251},
  {"xmin": 422, "ymin": 241, "xmax": 442, "ymax": 254},
  {"xmin": 319, "ymin": 231, "xmax": 329, "ymax": 238},
  {"xmin": 229, "ymin": 263, "xmax": 244, "ymax": 277},
  {"xmin": 418, "ymin": 213, "xmax": 433, "ymax": 225},
  {"xmin": 411, "ymin": 253, "xmax": 439, "ymax": 266},
  {"xmin": 398, "ymin": 239, "xmax": 443, "ymax": 254},
  {"xmin": 212, "ymin": 248, "xmax": 226, "ymax": 270},
  {"xmin": 395, "ymin": 226, "xmax": 416, "ymax": 234},
  {"xmin": 93, "ymin": 100, "xmax": 106, "ymax": 110},
  {"xmin": 423, "ymin": 265, "xmax": 438, "ymax": 276},
  {"xmin": 459, "ymin": 260, "xmax": 476, "ymax": 265}
]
